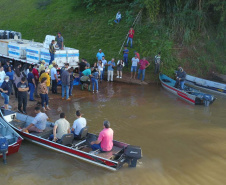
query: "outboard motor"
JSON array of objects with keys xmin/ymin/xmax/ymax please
[
  {"xmin": 0, "ymin": 136, "xmax": 8, "ymax": 164},
  {"xmin": 124, "ymin": 145, "xmax": 142, "ymax": 167},
  {"xmin": 203, "ymin": 94, "xmax": 214, "ymax": 107}
]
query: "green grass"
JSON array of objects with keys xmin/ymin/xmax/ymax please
[{"xmin": 0, "ymin": 0, "xmax": 225, "ymax": 80}]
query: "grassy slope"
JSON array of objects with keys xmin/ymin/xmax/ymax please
[{"xmin": 0, "ymin": 0, "xmax": 225, "ymax": 80}]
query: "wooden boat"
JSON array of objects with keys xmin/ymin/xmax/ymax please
[
  {"xmin": 0, "ymin": 109, "xmax": 142, "ymax": 171},
  {"xmin": 159, "ymin": 74, "xmax": 216, "ymax": 106},
  {"xmin": 0, "ymin": 111, "xmax": 23, "ymax": 163},
  {"xmin": 185, "ymin": 74, "xmax": 226, "ymax": 95}
]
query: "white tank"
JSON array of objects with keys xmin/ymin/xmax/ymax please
[
  {"xmin": 55, "ymin": 49, "xmax": 67, "ymax": 68},
  {"xmin": 26, "ymin": 43, "xmax": 43, "ymax": 64},
  {"xmin": 40, "ymin": 48, "xmax": 51, "ymax": 64},
  {"xmin": 0, "ymin": 39, "xmax": 12, "ymax": 55},
  {"xmin": 8, "ymin": 40, "xmax": 30, "ymax": 59},
  {"xmin": 43, "ymin": 35, "xmax": 55, "ymax": 49},
  {"xmin": 65, "ymin": 47, "xmax": 79, "ymax": 68}
]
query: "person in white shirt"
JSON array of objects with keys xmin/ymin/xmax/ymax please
[
  {"xmin": 97, "ymin": 60, "xmax": 104, "ymax": 81},
  {"xmin": 131, "ymin": 55, "xmax": 140, "ymax": 79},
  {"xmin": 101, "ymin": 56, "xmax": 107, "ymax": 80},
  {"xmin": 0, "ymin": 66, "xmax": 6, "ymax": 86},
  {"xmin": 71, "ymin": 110, "xmax": 87, "ymax": 139},
  {"xmin": 49, "ymin": 112, "xmax": 70, "ymax": 141},
  {"xmin": 114, "ymin": 11, "xmax": 121, "ymax": 23}
]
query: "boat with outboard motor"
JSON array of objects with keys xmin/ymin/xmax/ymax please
[
  {"xmin": 159, "ymin": 73, "xmax": 216, "ymax": 106},
  {"xmin": 0, "ymin": 112, "xmax": 23, "ymax": 164},
  {"xmin": 185, "ymin": 74, "xmax": 226, "ymax": 95},
  {"xmin": 0, "ymin": 109, "xmax": 142, "ymax": 171}
]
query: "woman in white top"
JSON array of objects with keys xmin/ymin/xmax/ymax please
[{"xmin": 97, "ymin": 60, "xmax": 104, "ymax": 81}]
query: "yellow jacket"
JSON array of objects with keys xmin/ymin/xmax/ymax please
[{"xmin": 39, "ymin": 72, "xmax": 50, "ymax": 87}]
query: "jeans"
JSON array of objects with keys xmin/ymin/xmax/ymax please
[
  {"xmin": 100, "ymin": 70, "xmax": 103, "ymax": 81},
  {"xmin": 127, "ymin": 37, "xmax": 133, "ymax": 48},
  {"xmin": 62, "ymin": 85, "xmax": 69, "ymax": 99},
  {"xmin": 124, "ymin": 56, "xmax": 128, "ymax": 67},
  {"xmin": 114, "ymin": 18, "xmax": 121, "ymax": 23},
  {"xmin": 18, "ymin": 93, "xmax": 27, "ymax": 112},
  {"xmin": 34, "ymin": 80, "xmax": 39, "ymax": 96},
  {"xmin": 180, "ymin": 81, "xmax": 185, "ymax": 90},
  {"xmin": 50, "ymin": 53, "xmax": 54, "ymax": 65},
  {"xmin": 52, "ymin": 80, "xmax": 57, "ymax": 94},
  {"xmin": 91, "ymin": 143, "xmax": 102, "ymax": 151},
  {"xmin": 155, "ymin": 63, "xmax": 160, "ymax": 74},
  {"xmin": 1, "ymin": 93, "xmax": 9, "ymax": 104},
  {"xmin": 13, "ymin": 83, "xmax": 18, "ymax": 98},
  {"xmin": 28, "ymin": 83, "xmax": 35, "ymax": 100},
  {"xmin": 137, "ymin": 69, "xmax": 146, "ymax": 81},
  {"xmin": 69, "ymin": 81, "xmax": 73, "ymax": 96},
  {"xmin": 40, "ymin": 93, "xmax": 49, "ymax": 108},
  {"xmin": 108, "ymin": 71, "xmax": 114, "ymax": 81},
  {"xmin": 91, "ymin": 78, "xmax": 98, "ymax": 91}
]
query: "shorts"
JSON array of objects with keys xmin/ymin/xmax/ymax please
[
  {"xmin": 1, "ymin": 93, "xmax": 9, "ymax": 104},
  {"xmin": 131, "ymin": 66, "xmax": 137, "ymax": 72},
  {"xmin": 117, "ymin": 66, "xmax": 123, "ymax": 71}
]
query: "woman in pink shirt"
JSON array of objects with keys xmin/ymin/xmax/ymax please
[{"xmin": 91, "ymin": 121, "xmax": 114, "ymax": 152}]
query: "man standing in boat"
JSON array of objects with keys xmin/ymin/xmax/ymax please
[
  {"xmin": 91, "ymin": 120, "xmax": 113, "ymax": 152},
  {"xmin": 22, "ymin": 107, "xmax": 48, "ymax": 133}
]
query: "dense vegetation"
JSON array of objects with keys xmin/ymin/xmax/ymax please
[{"xmin": 0, "ymin": 0, "xmax": 225, "ymax": 80}]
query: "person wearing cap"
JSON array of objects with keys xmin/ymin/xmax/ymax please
[
  {"xmin": 71, "ymin": 110, "xmax": 87, "ymax": 139},
  {"xmin": 27, "ymin": 68, "xmax": 36, "ymax": 101},
  {"xmin": 39, "ymin": 68, "xmax": 51, "ymax": 92},
  {"xmin": 175, "ymin": 66, "xmax": 186, "ymax": 90},
  {"xmin": 154, "ymin": 52, "xmax": 161, "ymax": 74},
  {"xmin": 39, "ymin": 60, "xmax": 46, "ymax": 74},
  {"xmin": 49, "ymin": 40, "xmax": 56, "ymax": 65},
  {"xmin": 56, "ymin": 32, "xmax": 64, "ymax": 50},
  {"xmin": 91, "ymin": 120, "xmax": 114, "ymax": 152},
  {"xmin": 96, "ymin": 49, "xmax": 105, "ymax": 61},
  {"xmin": 134, "ymin": 51, "xmax": 140, "ymax": 60},
  {"xmin": 123, "ymin": 46, "xmax": 129, "ymax": 68},
  {"xmin": 131, "ymin": 55, "xmax": 139, "ymax": 79},
  {"xmin": 114, "ymin": 11, "xmax": 121, "ymax": 23},
  {"xmin": 48, "ymin": 61, "xmax": 56, "ymax": 71}
]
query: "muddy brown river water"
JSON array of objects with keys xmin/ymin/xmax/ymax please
[{"xmin": 0, "ymin": 82, "xmax": 226, "ymax": 185}]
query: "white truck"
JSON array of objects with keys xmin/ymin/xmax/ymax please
[{"xmin": 0, "ymin": 32, "xmax": 79, "ymax": 70}]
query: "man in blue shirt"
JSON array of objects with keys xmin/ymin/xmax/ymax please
[
  {"xmin": 27, "ymin": 68, "xmax": 36, "ymax": 101},
  {"xmin": 96, "ymin": 49, "xmax": 105, "ymax": 61},
  {"xmin": 51, "ymin": 64, "xmax": 58, "ymax": 94},
  {"xmin": 107, "ymin": 58, "xmax": 115, "ymax": 82},
  {"xmin": 123, "ymin": 46, "xmax": 129, "ymax": 68}
]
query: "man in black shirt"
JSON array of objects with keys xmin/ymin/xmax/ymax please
[
  {"xmin": 78, "ymin": 59, "xmax": 87, "ymax": 77},
  {"xmin": 17, "ymin": 77, "xmax": 29, "ymax": 114}
]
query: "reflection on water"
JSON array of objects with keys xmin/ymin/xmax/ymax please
[{"xmin": 1, "ymin": 82, "xmax": 226, "ymax": 185}]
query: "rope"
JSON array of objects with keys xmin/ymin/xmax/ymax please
[{"xmin": 118, "ymin": 9, "xmax": 143, "ymax": 55}]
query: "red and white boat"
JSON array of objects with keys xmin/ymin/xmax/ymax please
[
  {"xmin": 159, "ymin": 73, "xmax": 216, "ymax": 106},
  {"xmin": 0, "ymin": 109, "xmax": 142, "ymax": 171},
  {"xmin": 0, "ymin": 109, "xmax": 23, "ymax": 163}
]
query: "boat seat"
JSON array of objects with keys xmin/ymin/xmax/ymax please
[
  {"xmin": 30, "ymin": 127, "xmax": 53, "ymax": 138},
  {"xmin": 10, "ymin": 120, "xmax": 26, "ymax": 129},
  {"xmin": 96, "ymin": 146, "xmax": 122, "ymax": 160},
  {"xmin": 58, "ymin": 133, "xmax": 74, "ymax": 146},
  {"xmin": 75, "ymin": 126, "xmax": 88, "ymax": 140}
]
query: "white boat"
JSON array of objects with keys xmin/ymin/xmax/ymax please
[{"xmin": 185, "ymin": 74, "xmax": 226, "ymax": 95}]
